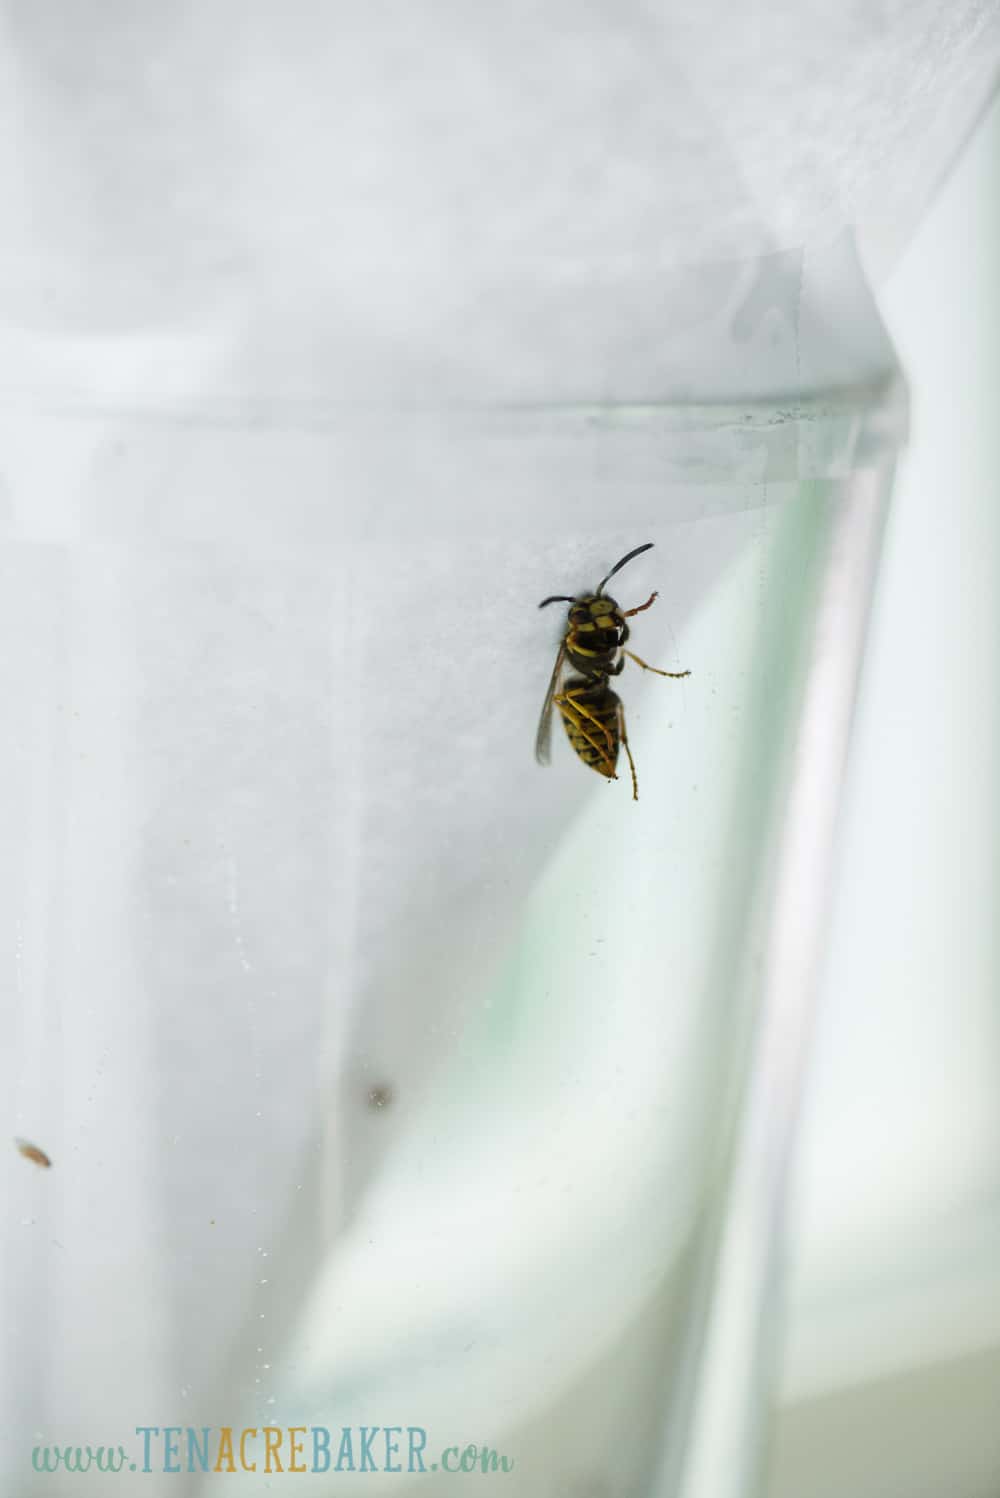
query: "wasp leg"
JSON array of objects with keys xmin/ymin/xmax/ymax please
[
  {"xmin": 555, "ymin": 689, "xmax": 617, "ymax": 760},
  {"xmin": 617, "ymin": 700, "xmax": 639, "ymax": 801},
  {"xmin": 623, "ymin": 591, "xmax": 658, "ymax": 618},
  {"xmin": 623, "ymin": 648, "xmax": 691, "ymax": 680}
]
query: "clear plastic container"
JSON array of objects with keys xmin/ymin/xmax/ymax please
[{"xmin": 1, "ymin": 217, "xmax": 905, "ymax": 1496}]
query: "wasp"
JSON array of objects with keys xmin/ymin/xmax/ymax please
[{"xmin": 535, "ymin": 542, "xmax": 689, "ymax": 800}]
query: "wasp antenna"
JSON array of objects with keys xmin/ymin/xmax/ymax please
[
  {"xmin": 538, "ymin": 594, "xmax": 576, "ymax": 609},
  {"xmin": 597, "ymin": 542, "xmax": 654, "ymax": 596}
]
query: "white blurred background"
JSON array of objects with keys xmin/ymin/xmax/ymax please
[{"xmin": 771, "ymin": 93, "xmax": 1000, "ymax": 1498}]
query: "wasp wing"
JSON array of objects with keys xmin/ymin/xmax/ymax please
[{"xmin": 535, "ymin": 642, "xmax": 567, "ymax": 766}]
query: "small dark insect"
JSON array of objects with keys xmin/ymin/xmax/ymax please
[
  {"xmin": 366, "ymin": 1084, "xmax": 394, "ymax": 1112},
  {"xmin": 536, "ymin": 542, "xmax": 690, "ymax": 800},
  {"xmin": 14, "ymin": 1138, "xmax": 52, "ymax": 1169}
]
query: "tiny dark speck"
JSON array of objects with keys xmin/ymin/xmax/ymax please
[{"xmin": 367, "ymin": 1084, "xmax": 394, "ymax": 1112}]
